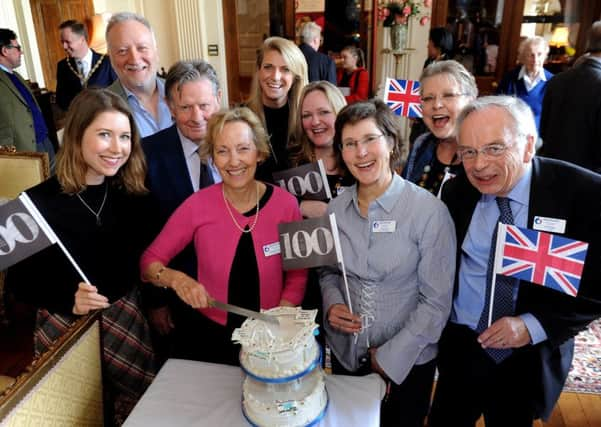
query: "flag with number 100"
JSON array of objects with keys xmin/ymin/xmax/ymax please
[
  {"xmin": 272, "ymin": 160, "xmax": 332, "ymax": 201},
  {"xmin": 0, "ymin": 194, "xmax": 56, "ymax": 271},
  {"xmin": 278, "ymin": 213, "xmax": 342, "ymax": 271}
]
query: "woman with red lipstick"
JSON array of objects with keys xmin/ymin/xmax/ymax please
[
  {"xmin": 289, "ymin": 81, "xmax": 352, "ymax": 218},
  {"xmin": 402, "ymin": 60, "xmax": 477, "ymax": 195},
  {"xmin": 6, "ymin": 88, "xmax": 156, "ymax": 422},
  {"xmin": 246, "ymin": 37, "xmax": 308, "ymax": 183},
  {"xmin": 319, "ymin": 99, "xmax": 456, "ymax": 426}
]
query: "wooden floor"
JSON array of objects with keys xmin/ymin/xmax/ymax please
[{"xmin": 472, "ymin": 392, "xmax": 601, "ymax": 427}]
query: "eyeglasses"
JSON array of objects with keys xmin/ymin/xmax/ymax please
[
  {"xmin": 456, "ymin": 143, "xmax": 512, "ymax": 161},
  {"xmin": 5, "ymin": 44, "xmax": 22, "ymax": 52},
  {"xmin": 420, "ymin": 93, "xmax": 465, "ymax": 107},
  {"xmin": 340, "ymin": 134, "xmax": 385, "ymax": 151}
]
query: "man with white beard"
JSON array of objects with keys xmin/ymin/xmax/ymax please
[{"xmin": 106, "ymin": 12, "xmax": 172, "ymax": 137}]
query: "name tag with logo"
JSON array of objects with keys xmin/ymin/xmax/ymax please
[
  {"xmin": 263, "ymin": 242, "xmax": 281, "ymax": 257},
  {"xmin": 372, "ymin": 220, "xmax": 396, "ymax": 233},
  {"xmin": 533, "ymin": 216, "xmax": 566, "ymax": 234}
]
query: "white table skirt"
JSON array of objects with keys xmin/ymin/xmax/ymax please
[{"xmin": 124, "ymin": 359, "xmax": 385, "ymax": 427}]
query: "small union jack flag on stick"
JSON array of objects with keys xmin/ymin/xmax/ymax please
[
  {"xmin": 494, "ymin": 224, "xmax": 589, "ymax": 297},
  {"xmin": 383, "ymin": 78, "xmax": 422, "ymax": 118}
]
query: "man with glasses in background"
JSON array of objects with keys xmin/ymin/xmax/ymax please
[
  {"xmin": 428, "ymin": 96, "xmax": 601, "ymax": 426},
  {"xmin": 0, "ymin": 28, "xmax": 55, "ymax": 169}
]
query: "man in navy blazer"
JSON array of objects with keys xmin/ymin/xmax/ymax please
[
  {"xmin": 299, "ymin": 21, "xmax": 336, "ymax": 84},
  {"xmin": 142, "ymin": 60, "xmax": 222, "ymax": 357},
  {"xmin": 55, "ymin": 20, "xmax": 116, "ymax": 111},
  {"xmin": 429, "ymin": 96, "xmax": 601, "ymax": 426}
]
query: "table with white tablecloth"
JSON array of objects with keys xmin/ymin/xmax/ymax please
[{"xmin": 124, "ymin": 359, "xmax": 385, "ymax": 427}]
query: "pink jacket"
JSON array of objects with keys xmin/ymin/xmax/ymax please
[{"xmin": 141, "ymin": 183, "xmax": 307, "ymax": 325}]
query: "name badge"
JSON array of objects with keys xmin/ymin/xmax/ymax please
[
  {"xmin": 263, "ymin": 242, "xmax": 281, "ymax": 257},
  {"xmin": 372, "ymin": 220, "xmax": 396, "ymax": 233},
  {"xmin": 533, "ymin": 216, "xmax": 566, "ymax": 234}
]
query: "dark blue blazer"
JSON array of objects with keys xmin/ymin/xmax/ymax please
[
  {"xmin": 441, "ymin": 156, "xmax": 601, "ymax": 419},
  {"xmin": 299, "ymin": 43, "xmax": 337, "ymax": 84},
  {"xmin": 142, "ymin": 125, "xmax": 195, "ymax": 227},
  {"xmin": 142, "ymin": 124, "xmax": 199, "ymax": 307},
  {"xmin": 55, "ymin": 50, "xmax": 117, "ymax": 111}
]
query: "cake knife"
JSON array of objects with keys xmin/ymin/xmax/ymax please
[{"xmin": 209, "ymin": 299, "xmax": 279, "ymax": 325}]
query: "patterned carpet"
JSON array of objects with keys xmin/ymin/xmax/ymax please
[{"xmin": 564, "ymin": 318, "xmax": 601, "ymax": 394}]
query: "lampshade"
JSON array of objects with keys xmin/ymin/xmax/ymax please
[
  {"xmin": 550, "ymin": 26, "xmax": 569, "ymax": 47},
  {"xmin": 89, "ymin": 12, "xmax": 112, "ymax": 54}
]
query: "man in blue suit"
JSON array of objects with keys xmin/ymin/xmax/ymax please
[
  {"xmin": 429, "ymin": 96, "xmax": 601, "ymax": 426},
  {"xmin": 142, "ymin": 60, "xmax": 222, "ymax": 356},
  {"xmin": 55, "ymin": 20, "xmax": 117, "ymax": 111}
]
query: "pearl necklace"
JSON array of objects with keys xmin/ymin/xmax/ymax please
[
  {"xmin": 76, "ymin": 183, "xmax": 108, "ymax": 226},
  {"xmin": 223, "ymin": 183, "xmax": 260, "ymax": 233}
]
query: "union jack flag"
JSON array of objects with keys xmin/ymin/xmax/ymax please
[
  {"xmin": 495, "ymin": 224, "xmax": 589, "ymax": 297},
  {"xmin": 383, "ymin": 78, "xmax": 422, "ymax": 118}
]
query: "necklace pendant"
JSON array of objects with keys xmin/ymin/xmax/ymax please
[{"xmin": 96, "ymin": 216, "xmax": 102, "ymax": 226}]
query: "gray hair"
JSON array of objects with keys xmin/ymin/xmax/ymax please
[
  {"xmin": 301, "ymin": 21, "xmax": 321, "ymax": 44},
  {"xmin": 165, "ymin": 60, "xmax": 220, "ymax": 102},
  {"xmin": 517, "ymin": 36, "xmax": 549, "ymax": 63},
  {"xmin": 106, "ymin": 12, "xmax": 155, "ymax": 49},
  {"xmin": 457, "ymin": 96, "xmax": 538, "ymax": 147},
  {"xmin": 420, "ymin": 60, "xmax": 478, "ymax": 98},
  {"xmin": 587, "ymin": 21, "xmax": 601, "ymax": 53}
]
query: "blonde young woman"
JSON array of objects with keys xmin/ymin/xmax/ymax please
[
  {"xmin": 289, "ymin": 80, "xmax": 351, "ymax": 218},
  {"xmin": 246, "ymin": 36, "xmax": 308, "ymax": 183}
]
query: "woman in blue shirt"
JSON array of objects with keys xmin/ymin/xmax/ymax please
[{"xmin": 320, "ymin": 99, "xmax": 456, "ymax": 426}]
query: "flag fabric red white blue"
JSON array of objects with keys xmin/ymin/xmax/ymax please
[
  {"xmin": 383, "ymin": 78, "xmax": 422, "ymax": 118},
  {"xmin": 495, "ymin": 224, "xmax": 589, "ymax": 297}
]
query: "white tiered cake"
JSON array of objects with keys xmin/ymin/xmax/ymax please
[{"xmin": 232, "ymin": 307, "xmax": 328, "ymax": 427}]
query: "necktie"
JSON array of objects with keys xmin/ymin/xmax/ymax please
[
  {"xmin": 76, "ymin": 59, "xmax": 85, "ymax": 83},
  {"xmin": 476, "ymin": 196, "xmax": 517, "ymax": 363},
  {"xmin": 199, "ymin": 160, "xmax": 214, "ymax": 189}
]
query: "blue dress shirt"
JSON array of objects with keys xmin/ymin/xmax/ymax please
[
  {"xmin": 123, "ymin": 78, "xmax": 173, "ymax": 138},
  {"xmin": 452, "ymin": 165, "xmax": 547, "ymax": 344}
]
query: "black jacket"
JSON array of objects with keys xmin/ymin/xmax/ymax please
[{"xmin": 299, "ymin": 43, "xmax": 336, "ymax": 84}]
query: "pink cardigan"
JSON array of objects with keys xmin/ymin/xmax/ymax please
[{"xmin": 140, "ymin": 183, "xmax": 307, "ymax": 325}]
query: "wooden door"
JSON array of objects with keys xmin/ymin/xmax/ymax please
[{"xmin": 29, "ymin": 0, "xmax": 94, "ymax": 91}]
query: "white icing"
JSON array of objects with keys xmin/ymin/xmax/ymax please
[
  {"xmin": 234, "ymin": 307, "xmax": 320, "ymax": 378},
  {"xmin": 234, "ymin": 307, "xmax": 328, "ymax": 427},
  {"xmin": 242, "ymin": 369, "xmax": 328, "ymax": 427}
]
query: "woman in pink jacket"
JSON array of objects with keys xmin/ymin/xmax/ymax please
[{"xmin": 141, "ymin": 107, "xmax": 307, "ymax": 364}]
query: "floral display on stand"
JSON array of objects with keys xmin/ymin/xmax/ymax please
[{"xmin": 378, "ymin": 1, "xmax": 431, "ymax": 50}]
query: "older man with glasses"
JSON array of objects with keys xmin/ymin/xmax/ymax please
[
  {"xmin": 429, "ymin": 96, "xmax": 601, "ymax": 427},
  {"xmin": 0, "ymin": 28, "xmax": 55, "ymax": 170}
]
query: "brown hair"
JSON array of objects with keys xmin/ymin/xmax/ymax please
[
  {"xmin": 200, "ymin": 107, "xmax": 271, "ymax": 162},
  {"xmin": 334, "ymin": 99, "xmax": 404, "ymax": 174},
  {"xmin": 246, "ymin": 37, "xmax": 308, "ymax": 145},
  {"xmin": 56, "ymin": 88, "xmax": 147, "ymax": 194},
  {"xmin": 289, "ymin": 81, "xmax": 347, "ymax": 167}
]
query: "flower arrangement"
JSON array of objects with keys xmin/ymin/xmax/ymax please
[{"xmin": 378, "ymin": 0, "xmax": 430, "ymax": 27}]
